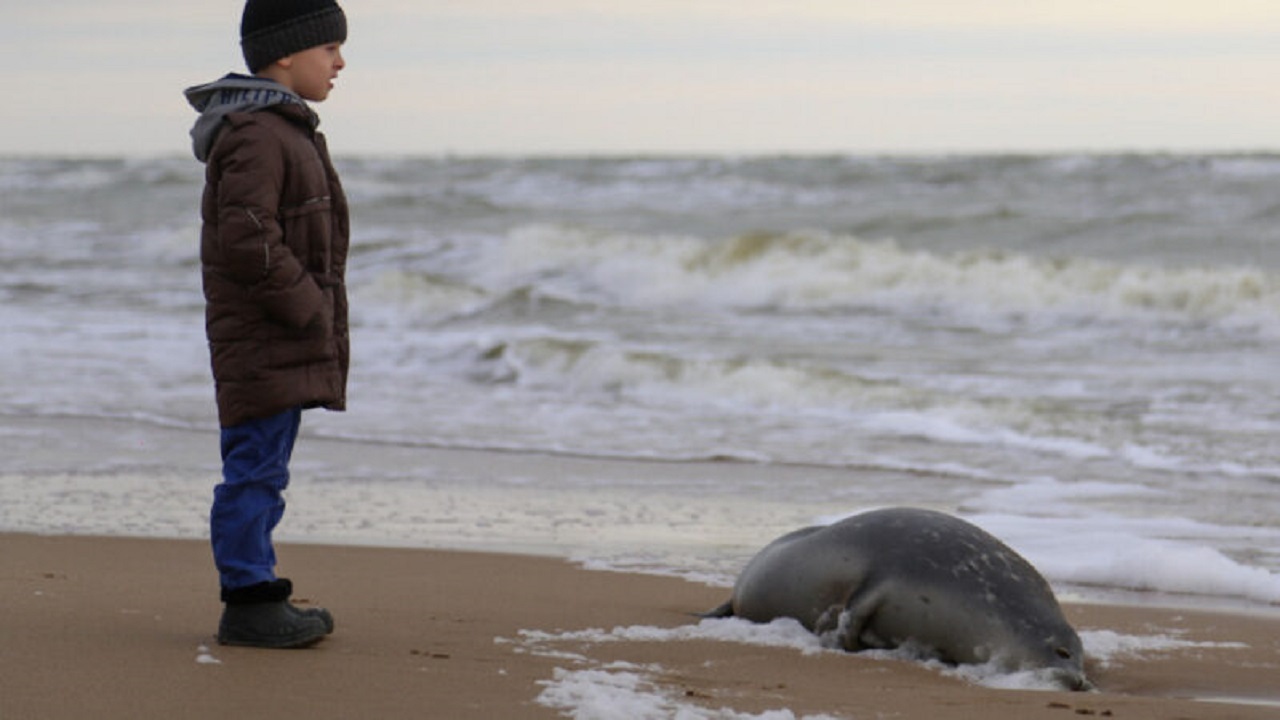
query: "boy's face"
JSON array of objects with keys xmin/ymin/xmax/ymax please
[{"xmin": 275, "ymin": 42, "xmax": 346, "ymax": 102}]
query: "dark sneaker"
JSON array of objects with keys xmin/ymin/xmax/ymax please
[{"xmin": 217, "ymin": 600, "xmax": 329, "ymax": 648}]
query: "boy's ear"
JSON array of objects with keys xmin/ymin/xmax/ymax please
[{"xmin": 275, "ymin": 54, "xmax": 295, "ymax": 70}]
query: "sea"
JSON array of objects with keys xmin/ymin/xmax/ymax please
[{"xmin": 2, "ymin": 153, "xmax": 1278, "ymax": 610}]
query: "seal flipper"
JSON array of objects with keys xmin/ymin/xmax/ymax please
[
  {"xmin": 695, "ymin": 600, "xmax": 735, "ymax": 619},
  {"xmin": 833, "ymin": 588, "xmax": 882, "ymax": 652}
]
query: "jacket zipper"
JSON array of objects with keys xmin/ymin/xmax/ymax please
[{"xmin": 241, "ymin": 208, "xmax": 270, "ymax": 279}]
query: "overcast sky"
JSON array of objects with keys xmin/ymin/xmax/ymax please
[{"xmin": 3, "ymin": 1, "xmax": 1278, "ymax": 156}]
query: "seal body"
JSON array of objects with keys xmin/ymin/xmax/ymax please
[{"xmin": 709, "ymin": 507, "xmax": 1089, "ymax": 690}]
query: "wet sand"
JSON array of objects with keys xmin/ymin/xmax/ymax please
[{"xmin": 2, "ymin": 533, "xmax": 1277, "ymax": 719}]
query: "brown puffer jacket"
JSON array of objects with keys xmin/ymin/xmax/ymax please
[{"xmin": 199, "ymin": 103, "xmax": 349, "ymax": 428}]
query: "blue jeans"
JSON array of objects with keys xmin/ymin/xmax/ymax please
[{"xmin": 211, "ymin": 407, "xmax": 302, "ymax": 592}]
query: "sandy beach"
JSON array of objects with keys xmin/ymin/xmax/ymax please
[{"xmin": 2, "ymin": 533, "xmax": 1277, "ymax": 720}]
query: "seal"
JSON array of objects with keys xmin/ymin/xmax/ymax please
[{"xmin": 704, "ymin": 507, "xmax": 1090, "ymax": 690}]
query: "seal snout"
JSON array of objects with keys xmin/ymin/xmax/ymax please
[
  {"xmin": 1058, "ymin": 669, "xmax": 1095, "ymax": 692},
  {"xmin": 1042, "ymin": 646, "xmax": 1091, "ymax": 692}
]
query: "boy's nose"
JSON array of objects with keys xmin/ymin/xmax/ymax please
[{"xmin": 334, "ymin": 49, "xmax": 345, "ymax": 70}]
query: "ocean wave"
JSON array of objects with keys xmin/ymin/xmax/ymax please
[
  {"xmin": 0, "ymin": 156, "xmax": 198, "ymax": 192},
  {"xmin": 465, "ymin": 224, "xmax": 1280, "ymax": 333},
  {"xmin": 491, "ymin": 335, "xmax": 907, "ymax": 407}
]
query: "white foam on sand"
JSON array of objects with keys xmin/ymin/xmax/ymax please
[
  {"xmin": 516, "ymin": 621, "xmax": 842, "ymax": 718},
  {"xmin": 195, "ymin": 644, "xmax": 222, "ymax": 665},
  {"xmin": 512, "ymin": 617, "xmax": 1261, "ymax": 708},
  {"xmin": 510, "ymin": 616, "xmax": 1095, "ymax": 702},
  {"xmin": 536, "ymin": 663, "xmax": 843, "ymax": 720},
  {"xmin": 513, "ymin": 617, "xmax": 825, "ymax": 657}
]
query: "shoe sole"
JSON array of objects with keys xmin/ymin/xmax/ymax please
[{"xmin": 217, "ymin": 627, "xmax": 328, "ymax": 649}]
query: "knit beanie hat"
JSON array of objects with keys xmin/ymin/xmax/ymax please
[{"xmin": 241, "ymin": 0, "xmax": 347, "ymax": 73}]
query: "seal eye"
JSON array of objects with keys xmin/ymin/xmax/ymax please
[{"xmin": 1055, "ymin": 646, "xmax": 1073, "ymax": 660}]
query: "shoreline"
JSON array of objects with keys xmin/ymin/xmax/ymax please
[
  {"xmin": 5, "ymin": 413, "xmax": 1279, "ymax": 615},
  {"xmin": 3, "ymin": 533, "xmax": 1278, "ymax": 719}
]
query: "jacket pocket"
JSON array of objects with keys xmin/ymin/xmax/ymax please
[
  {"xmin": 279, "ymin": 195, "xmax": 332, "ymax": 219},
  {"xmin": 279, "ymin": 195, "xmax": 334, "ymax": 274},
  {"xmin": 266, "ymin": 283, "xmax": 337, "ymax": 369}
]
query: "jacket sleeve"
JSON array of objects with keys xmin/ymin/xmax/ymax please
[{"xmin": 211, "ymin": 120, "xmax": 324, "ymax": 330}]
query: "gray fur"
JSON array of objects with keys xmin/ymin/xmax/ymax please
[{"xmin": 708, "ymin": 507, "xmax": 1090, "ymax": 690}]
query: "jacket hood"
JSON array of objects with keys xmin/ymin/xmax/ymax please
[{"xmin": 184, "ymin": 74, "xmax": 318, "ymax": 162}]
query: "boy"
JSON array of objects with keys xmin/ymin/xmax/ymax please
[{"xmin": 183, "ymin": 0, "xmax": 349, "ymax": 648}]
